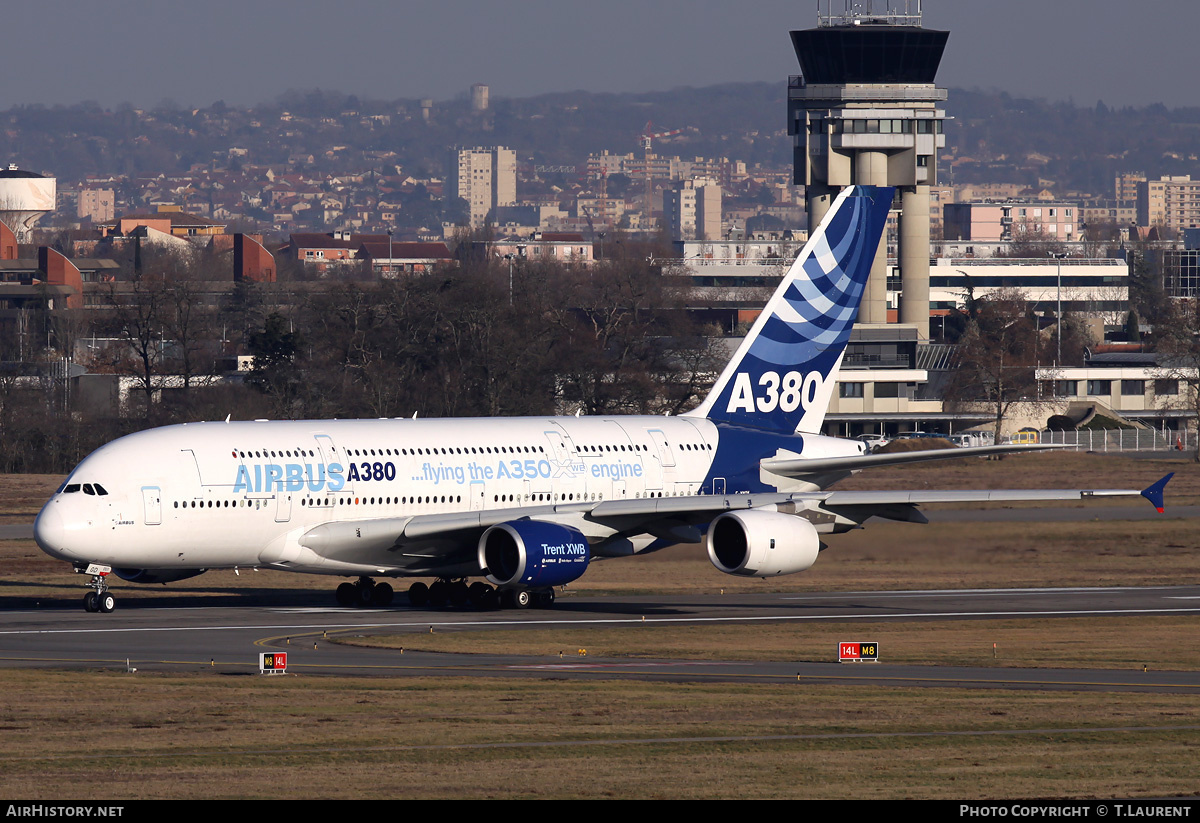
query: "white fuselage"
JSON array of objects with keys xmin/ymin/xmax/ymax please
[{"xmin": 34, "ymin": 415, "xmax": 862, "ymax": 578}]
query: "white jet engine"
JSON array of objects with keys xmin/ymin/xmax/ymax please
[{"xmin": 705, "ymin": 510, "xmax": 821, "ymax": 577}]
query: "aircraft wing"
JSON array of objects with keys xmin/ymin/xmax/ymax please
[
  {"xmin": 295, "ymin": 474, "xmax": 1171, "ymax": 570},
  {"xmin": 760, "ymin": 443, "xmax": 1066, "ymax": 478}
]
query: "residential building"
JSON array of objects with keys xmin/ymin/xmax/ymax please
[
  {"xmin": 486, "ymin": 233, "xmax": 594, "ymax": 265},
  {"xmin": 943, "ymin": 201, "xmax": 1080, "ymax": 242},
  {"xmin": 288, "ymin": 231, "xmax": 389, "ymax": 273},
  {"xmin": 446, "ymin": 146, "xmax": 516, "ymax": 228},
  {"xmin": 77, "ymin": 189, "xmax": 116, "ymax": 223},
  {"xmin": 99, "ymin": 206, "xmax": 225, "ymax": 238},
  {"xmin": 1115, "ymin": 172, "xmax": 1146, "ymax": 206},
  {"xmin": 1136, "ymin": 175, "xmax": 1200, "ymax": 232},
  {"xmin": 357, "ymin": 241, "xmax": 454, "ymax": 276},
  {"xmin": 663, "ymin": 178, "xmax": 722, "ymax": 241}
]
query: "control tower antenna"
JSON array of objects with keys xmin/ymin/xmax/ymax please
[{"xmin": 790, "ymin": 1, "xmax": 947, "ymax": 338}]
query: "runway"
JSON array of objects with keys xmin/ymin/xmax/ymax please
[{"xmin": 2, "ymin": 584, "xmax": 1198, "ymax": 692}]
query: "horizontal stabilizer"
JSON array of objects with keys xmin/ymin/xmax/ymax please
[{"xmin": 1140, "ymin": 473, "xmax": 1174, "ymax": 513}]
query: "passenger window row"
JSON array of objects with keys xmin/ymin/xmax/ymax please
[
  {"xmin": 234, "ymin": 445, "xmax": 549, "ymax": 459},
  {"xmin": 573, "ymin": 443, "xmax": 712, "ymax": 453},
  {"xmin": 301, "ymin": 496, "xmax": 463, "ymax": 507}
]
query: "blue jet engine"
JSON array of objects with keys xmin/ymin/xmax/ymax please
[{"xmin": 478, "ymin": 521, "xmax": 590, "ymax": 588}]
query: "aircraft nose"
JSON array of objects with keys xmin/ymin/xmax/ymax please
[{"xmin": 34, "ymin": 506, "xmax": 72, "ymax": 560}]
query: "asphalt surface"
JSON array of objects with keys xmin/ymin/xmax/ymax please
[
  {"xmin": 4, "ymin": 503, "xmax": 1198, "ymax": 692},
  {"xmin": 2, "ymin": 583, "xmax": 1198, "ymax": 692}
]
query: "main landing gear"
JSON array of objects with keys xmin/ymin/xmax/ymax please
[
  {"xmin": 407, "ymin": 579, "xmax": 495, "ymax": 609},
  {"xmin": 499, "ymin": 588, "xmax": 555, "ymax": 609},
  {"xmin": 406, "ymin": 579, "xmax": 554, "ymax": 610},
  {"xmin": 335, "ymin": 577, "xmax": 394, "ymax": 608},
  {"xmin": 333, "ymin": 577, "xmax": 557, "ymax": 611}
]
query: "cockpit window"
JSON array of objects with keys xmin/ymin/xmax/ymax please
[
  {"xmin": 93, "ymin": 483, "xmax": 109, "ymax": 496},
  {"xmin": 83, "ymin": 484, "xmax": 95, "ymax": 495},
  {"xmin": 62, "ymin": 484, "xmax": 81, "ymax": 494}
]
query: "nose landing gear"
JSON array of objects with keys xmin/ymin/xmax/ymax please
[{"xmin": 78, "ymin": 564, "xmax": 115, "ymax": 613}]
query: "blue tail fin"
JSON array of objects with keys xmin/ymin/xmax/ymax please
[{"xmin": 687, "ymin": 185, "xmax": 893, "ymax": 433}]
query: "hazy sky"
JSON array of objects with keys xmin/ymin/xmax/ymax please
[{"xmin": 4, "ymin": 0, "xmax": 1195, "ymax": 110}]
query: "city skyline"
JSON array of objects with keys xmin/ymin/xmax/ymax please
[{"xmin": 3, "ymin": 0, "xmax": 1196, "ymax": 112}]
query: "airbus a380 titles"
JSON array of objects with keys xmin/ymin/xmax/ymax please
[{"xmin": 33, "ymin": 187, "xmax": 1171, "ymax": 613}]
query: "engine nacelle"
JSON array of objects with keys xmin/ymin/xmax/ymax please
[
  {"xmin": 478, "ymin": 521, "xmax": 590, "ymax": 588},
  {"xmin": 706, "ymin": 510, "xmax": 821, "ymax": 578},
  {"xmin": 113, "ymin": 568, "xmax": 207, "ymax": 584}
]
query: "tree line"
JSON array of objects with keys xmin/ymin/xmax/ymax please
[{"xmin": 0, "ymin": 247, "xmax": 724, "ymax": 474}]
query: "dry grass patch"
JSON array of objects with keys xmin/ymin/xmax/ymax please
[
  {"xmin": 0, "ymin": 670, "xmax": 1196, "ymax": 799},
  {"xmin": 338, "ymin": 616, "xmax": 1200, "ymax": 671},
  {"xmin": 0, "ymin": 474, "xmax": 64, "ymax": 519}
]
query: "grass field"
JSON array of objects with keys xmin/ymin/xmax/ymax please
[
  {"xmin": 3, "ymin": 451, "xmax": 1198, "ymax": 799},
  {"xmin": 1, "ymin": 671, "xmax": 1197, "ymax": 799}
]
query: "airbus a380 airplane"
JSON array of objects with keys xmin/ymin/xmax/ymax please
[{"xmin": 34, "ymin": 186, "xmax": 1171, "ymax": 613}]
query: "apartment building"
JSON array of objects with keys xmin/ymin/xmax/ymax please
[
  {"xmin": 1136, "ymin": 175, "xmax": 1200, "ymax": 232},
  {"xmin": 943, "ymin": 200, "xmax": 1080, "ymax": 242},
  {"xmin": 446, "ymin": 147, "xmax": 516, "ymax": 228},
  {"xmin": 663, "ymin": 178, "xmax": 721, "ymax": 241}
]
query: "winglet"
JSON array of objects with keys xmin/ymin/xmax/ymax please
[{"xmin": 1140, "ymin": 473, "xmax": 1173, "ymax": 513}]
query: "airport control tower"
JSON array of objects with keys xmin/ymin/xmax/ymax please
[{"xmin": 788, "ymin": 0, "xmax": 947, "ymax": 337}]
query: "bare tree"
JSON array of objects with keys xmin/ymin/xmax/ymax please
[
  {"xmin": 160, "ymin": 273, "xmax": 220, "ymax": 391},
  {"xmin": 996, "ymin": 223, "xmax": 1067, "ymax": 259},
  {"xmin": 1153, "ymin": 298, "xmax": 1200, "ymax": 462},
  {"xmin": 103, "ymin": 274, "xmax": 167, "ymax": 415},
  {"xmin": 943, "ymin": 288, "xmax": 1046, "ymax": 443}
]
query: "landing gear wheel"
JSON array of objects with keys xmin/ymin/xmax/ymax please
[
  {"xmin": 448, "ymin": 581, "xmax": 470, "ymax": 608},
  {"xmin": 468, "ymin": 582, "xmax": 494, "ymax": 609},
  {"xmin": 408, "ymin": 582, "xmax": 429, "ymax": 607},
  {"xmin": 534, "ymin": 589, "xmax": 556, "ymax": 608},
  {"xmin": 336, "ymin": 582, "xmax": 356, "ymax": 606},
  {"xmin": 370, "ymin": 582, "xmax": 394, "ymax": 607},
  {"xmin": 82, "ymin": 569, "xmax": 113, "ymax": 614},
  {"xmin": 501, "ymin": 589, "xmax": 532, "ymax": 609},
  {"xmin": 355, "ymin": 577, "xmax": 377, "ymax": 607},
  {"xmin": 427, "ymin": 580, "xmax": 448, "ymax": 608}
]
